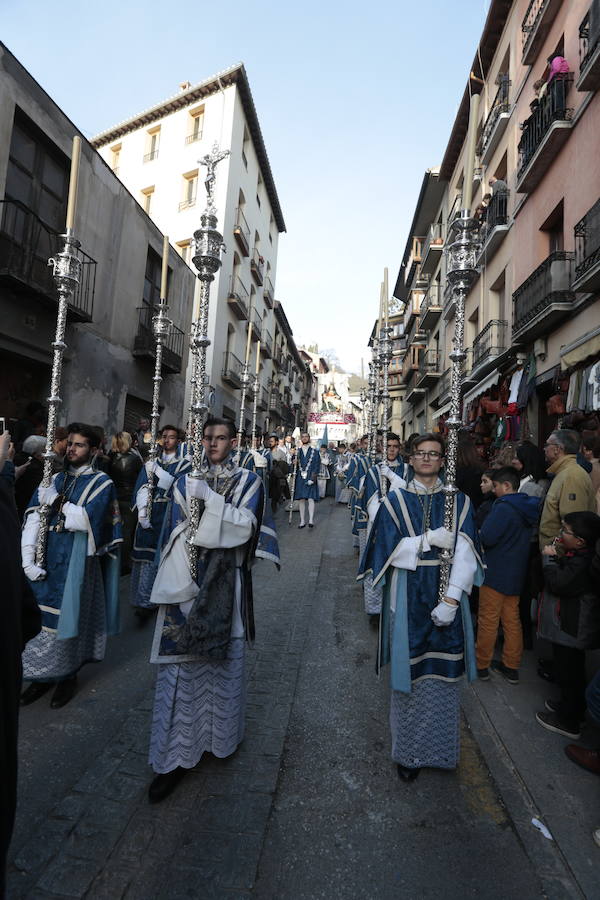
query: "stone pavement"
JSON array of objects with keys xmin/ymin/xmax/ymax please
[{"xmin": 7, "ymin": 498, "xmax": 593, "ymax": 898}]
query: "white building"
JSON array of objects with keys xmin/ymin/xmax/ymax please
[{"xmin": 92, "ymin": 63, "xmax": 292, "ymax": 434}]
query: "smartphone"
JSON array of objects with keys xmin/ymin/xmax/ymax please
[{"xmin": 0, "ymin": 418, "xmax": 5, "ymax": 436}]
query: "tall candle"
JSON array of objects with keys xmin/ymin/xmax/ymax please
[
  {"xmin": 377, "ymin": 282, "xmax": 384, "ymax": 336},
  {"xmin": 160, "ymin": 235, "xmax": 169, "ymax": 299},
  {"xmin": 255, "ymin": 340, "xmax": 261, "ymax": 374},
  {"xmin": 65, "ymin": 136, "xmax": 82, "ymax": 232},
  {"xmin": 245, "ymin": 320, "xmax": 252, "ymax": 364},
  {"xmin": 383, "ymin": 267, "xmax": 389, "ymax": 325},
  {"xmin": 462, "ymin": 92, "xmax": 480, "ymax": 214}
]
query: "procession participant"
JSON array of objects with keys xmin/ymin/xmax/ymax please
[
  {"xmin": 268, "ymin": 435, "xmax": 290, "ymax": 514},
  {"xmin": 359, "ymin": 433, "xmax": 483, "ymax": 781},
  {"xmin": 20, "ymin": 423, "xmax": 122, "ymax": 709},
  {"xmin": 346, "ymin": 435, "xmax": 370, "ymax": 548},
  {"xmin": 130, "ymin": 424, "xmax": 190, "ymax": 620},
  {"xmin": 326, "ymin": 442, "xmax": 337, "ymax": 498},
  {"xmin": 146, "ymin": 417, "xmax": 264, "ymax": 803},
  {"xmin": 359, "ymin": 433, "xmax": 408, "ymax": 622},
  {"xmin": 292, "ymin": 432, "xmax": 320, "ymax": 528},
  {"xmin": 317, "ymin": 444, "xmax": 331, "ymax": 499},
  {"xmin": 334, "ymin": 442, "xmax": 351, "ymax": 504}
]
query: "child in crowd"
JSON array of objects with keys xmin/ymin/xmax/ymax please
[
  {"xmin": 476, "ymin": 470, "xmax": 496, "ymax": 529},
  {"xmin": 536, "ymin": 511, "xmax": 600, "ymax": 739},
  {"xmin": 476, "ymin": 466, "xmax": 541, "ymax": 683}
]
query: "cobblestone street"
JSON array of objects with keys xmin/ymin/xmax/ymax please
[{"xmin": 8, "ymin": 499, "xmax": 587, "ymax": 899}]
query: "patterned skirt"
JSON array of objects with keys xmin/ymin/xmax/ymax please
[
  {"xmin": 389, "ymin": 678, "xmax": 460, "ymax": 769},
  {"xmin": 149, "ymin": 638, "xmax": 246, "ymax": 773},
  {"xmin": 22, "ymin": 558, "xmax": 107, "ymax": 682},
  {"xmin": 130, "ymin": 559, "xmax": 158, "ymax": 609}
]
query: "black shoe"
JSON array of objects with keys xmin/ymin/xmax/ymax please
[
  {"xmin": 397, "ymin": 764, "xmax": 421, "ymax": 782},
  {"xmin": 535, "ymin": 710, "xmax": 581, "ymax": 740},
  {"xmin": 308, "ymin": 523, "xmax": 314, "ymax": 528},
  {"xmin": 148, "ymin": 767, "xmax": 186, "ymax": 804},
  {"xmin": 298, "ymin": 524, "xmax": 306, "ymax": 529},
  {"xmin": 491, "ymin": 660, "xmax": 519, "ymax": 684},
  {"xmin": 20, "ymin": 682, "xmax": 52, "ymax": 706},
  {"xmin": 477, "ymin": 667, "xmax": 490, "ymax": 681},
  {"xmin": 50, "ymin": 677, "xmax": 77, "ymax": 709}
]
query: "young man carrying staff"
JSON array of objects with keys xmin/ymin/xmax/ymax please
[
  {"xmin": 292, "ymin": 432, "xmax": 320, "ymax": 528},
  {"xmin": 359, "ymin": 434, "xmax": 482, "ymax": 781},
  {"xmin": 146, "ymin": 417, "xmax": 264, "ymax": 803}
]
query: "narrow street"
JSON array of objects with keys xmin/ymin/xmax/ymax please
[{"xmin": 8, "ymin": 499, "xmax": 588, "ymax": 899}]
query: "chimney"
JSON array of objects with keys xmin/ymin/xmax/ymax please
[{"xmin": 179, "ymin": 81, "xmax": 191, "ymax": 91}]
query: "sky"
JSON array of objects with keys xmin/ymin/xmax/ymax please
[{"xmin": 3, "ymin": 0, "xmax": 489, "ymax": 374}]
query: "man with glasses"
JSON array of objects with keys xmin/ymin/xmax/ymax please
[
  {"xmin": 539, "ymin": 429, "xmax": 595, "ymax": 550},
  {"xmin": 359, "ymin": 433, "xmax": 483, "ymax": 781}
]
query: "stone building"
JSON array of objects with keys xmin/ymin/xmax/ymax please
[{"xmin": 0, "ymin": 43, "xmax": 194, "ymax": 438}]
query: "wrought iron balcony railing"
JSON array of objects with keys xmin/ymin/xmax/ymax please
[
  {"xmin": 472, "ymin": 320, "xmax": 508, "ymax": 369},
  {"xmin": 417, "ymin": 348, "xmax": 441, "ymax": 385},
  {"xmin": 477, "ymin": 76, "xmax": 511, "ymax": 160},
  {"xmin": 578, "ymin": 0, "xmax": 600, "ymax": 90},
  {"xmin": 263, "ymin": 275, "xmax": 274, "ymax": 307},
  {"xmin": 227, "ymin": 274, "xmax": 250, "ymax": 320},
  {"xmin": 143, "ymin": 149, "xmax": 159, "ymax": 163},
  {"xmin": 185, "ymin": 130, "xmax": 203, "ymax": 145},
  {"xmin": 518, "ymin": 74, "xmax": 573, "ymax": 176},
  {"xmin": 575, "ymin": 197, "xmax": 600, "ymax": 284},
  {"xmin": 419, "ymin": 284, "xmax": 442, "ymax": 330},
  {"xmin": 478, "ymin": 189, "xmax": 509, "ymax": 252},
  {"xmin": 222, "ymin": 351, "xmax": 243, "ymax": 387},
  {"xmin": 0, "ymin": 199, "xmax": 96, "ymax": 322},
  {"xmin": 250, "ymin": 247, "xmax": 264, "ymax": 285},
  {"xmin": 233, "ymin": 207, "xmax": 250, "ymax": 256},
  {"xmin": 513, "ymin": 252, "xmax": 575, "ymax": 339},
  {"xmin": 133, "ymin": 306, "xmax": 185, "ymax": 373},
  {"xmin": 261, "ymin": 327, "xmax": 273, "ymax": 357},
  {"xmin": 178, "ymin": 197, "xmax": 196, "ymax": 211},
  {"xmin": 522, "ymin": 0, "xmax": 561, "ymax": 64}
]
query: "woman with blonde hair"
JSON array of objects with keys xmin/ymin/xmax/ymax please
[{"xmin": 108, "ymin": 432, "xmax": 142, "ymax": 573}]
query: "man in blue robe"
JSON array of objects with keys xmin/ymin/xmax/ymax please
[
  {"xmin": 358, "ymin": 432, "xmax": 408, "ymax": 621},
  {"xmin": 292, "ymin": 432, "xmax": 320, "ymax": 528},
  {"xmin": 346, "ymin": 435, "xmax": 370, "ymax": 547},
  {"xmin": 359, "ymin": 433, "xmax": 483, "ymax": 781},
  {"xmin": 20, "ymin": 423, "xmax": 121, "ymax": 708},
  {"xmin": 130, "ymin": 424, "xmax": 190, "ymax": 620},
  {"xmin": 237, "ymin": 438, "xmax": 281, "ymax": 568},
  {"xmin": 145, "ymin": 417, "xmax": 264, "ymax": 803}
]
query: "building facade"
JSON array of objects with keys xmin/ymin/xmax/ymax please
[
  {"xmin": 0, "ymin": 43, "xmax": 195, "ymax": 438},
  {"xmin": 391, "ymin": 0, "xmax": 600, "ymax": 447},
  {"xmin": 92, "ymin": 64, "xmax": 310, "ymax": 437}
]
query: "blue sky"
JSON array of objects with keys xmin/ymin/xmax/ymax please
[{"xmin": 3, "ymin": 0, "xmax": 488, "ymax": 374}]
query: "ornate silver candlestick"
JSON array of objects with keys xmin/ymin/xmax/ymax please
[
  {"xmin": 35, "ymin": 231, "xmax": 82, "ymax": 567},
  {"xmin": 438, "ymin": 213, "xmax": 480, "ymax": 600},
  {"xmin": 187, "ymin": 144, "xmax": 229, "ymax": 579},
  {"xmin": 236, "ymin": 357, "xmax": 252, "ymax": 461},
  {"xmin": 251, "ymin": 374, "xmax": 260, "ymax": 449},
  {"xmin": 146, "ymin": 290, "xmax": 173, "ymax": 520},
  {"xmin": 378, "ymin": 321, "xmax": 392, "ymax": 493}
]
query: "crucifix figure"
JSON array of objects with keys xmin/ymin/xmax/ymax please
[{"xmin": 200, "ymin": 142, "xmax": 230, "ymax": 212}]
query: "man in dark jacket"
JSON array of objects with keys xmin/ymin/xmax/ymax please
[
  {"xmin": 0, "ymin": 433, "xmax": 41, "ymax": 897},
  {"xmin": 476, "ymin": 466, "xmax": 541, "ymax": 683}
]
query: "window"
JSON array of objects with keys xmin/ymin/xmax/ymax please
[
  {"xmin": 5, "ymin": 109, "xmax": 68, "ymax": 232},
  {"xmin": 242, "ymin": 126, "xmax": 250, "ymax": 169},
  {"xmin": 541, "ymin": 200, "xmax": 564, "ymax": 254},
  {"xmin": 186, "ymin": 106, "xmax": 204, "ymax": 144},
  {"xmin": 143, "ymin": 246, "xmax": 162, "ymax": 307},
  {"xmin": 179, "ymin": 170, "xmax": 198, "ymax": 210},
  {"xmin": 269, "ymin": 214, "xmax": 274, "ymax": 244},
  {"xmin": 111, "ymin": 143, "xmax": 121, "ymax": 173},
  {"xmin": 177, "ymin": 239, "xmax": 192, "ymax": 265},
  {"xmin": 141, "ymin": 186, "xmax": 154, "ymax": 214},
  {"xmin": 144, "ymin": 127, "xmax": 160, "ymax": 162},
  {"xmin": 257, "ymin": 171, "xmax": 263, "ymax": 209}
]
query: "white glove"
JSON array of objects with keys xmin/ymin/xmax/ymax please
[
  {"xmin": 24, "ymin": 564, "xmax": 47, "ymax": 582},
  {"xmin": 155, "ymin": 468, "xmax": 175, "ymax": 491},
  {"xmin": 431, "ymin": 599, "xmax": 458, "ymax": 626},
  {"xmin": 307, "ymin": 480, "xmax": 314, "ymax": 486},
  {"xmin": 39, "ymin": 484, "xmax": 59, "ymax": 506},
  {"xmin": 138, "ymin": 515, "xmax": 152, "ymax": 530},
  {"xmin": 379, "ymin": 465, "xmax": 395, "ymax": 480},
  {"xmin": 145, "ymin": 460, "xmax": 157, "ymax": 477},
  {"xmin": 186, "ymin": 475, "xmax": 214, "ymax": 502},
  {"xmin": 62, "ymin": 501, "xmax": 88, "ymax": 532},
  {"xmin": 426, "ymin": 527, "xmax": 455, "ymax": 550}
]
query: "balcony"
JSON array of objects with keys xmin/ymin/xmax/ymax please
[
  {"xmin": 185, "ymin": 129, "xmax": 203, "ymax": 145},
  {"xmin": 401, "ymin": 346, "xmax": 421, "ymax": 384},
  {"xmin": 477, "ymin": 76, "xmax": 511, "ymax": 165},
  {"xmin": 233, "ymin": 207, "xmax": 250, "ymax": 256},
  {"xmin": 273, "ymin": 346, "xmax": 284, "ymax": 369},
  {"xmin": 257, "ymin": 385, "xmax": 268, "ymax": 410},
  {"xmin": 417, "ymin": 349, "xmax": 442, "ymax": 388},
  {"xmin": 250, "ymin": 247, "xmax": 264, "ymax": 285},
  {"xmin": 517, "ymin": 75, "xmax": 573, "ymax": 194},
  {"xmin": 391, "ymin": 335, "xmax": 408, "ymax": 356},
  {"xmin": 250, "ymin": 306, "xmax": 262, "ymax": 341},
  {"xmin": 406, "ymin": 262, "xmax": 429, "ymax": 294},
  {"xmin": 263, "ymin": 275, "xmax": 274, "ymax": 308},
  {"xmin": 143, "ymin": 148, "xmax": 159, "ymax": 163},
  {"xmin": 421, "ymin": 224, "xmax": 445, "ymax": 275},
  {"xmin": 132, "ymin": 306, "xmax": 185, "ymax": 374},
  {"xmin": 269, "ymin": 389, "xmax": 282, "ymax": 414},
  {"xmin": 472, "ymin": 320, "xmax": 508, "ymax": 371},
  {"xmin": 477, "ymin": 189, "xmax": 510, "ymax": 263},
  {"xmin": 260, "ymin": 327, "xmax": 273, "ymax": 358},
  {"xmin": 419, "ymin": 284, "xmax": 442, "ymax": 331},
  {"xmin": 405, "ymin": 367, "xmax": 426, "ymax": 405},
  {"xmin": 434, "ymin": 368, "xmax": 452, "ymax": 409},
  {"xmin": 574, "ymin": 198, "xmax": 600, "ymax": 292},
  {"xmin": 578, "ymin": 0, "xmax": 600, "ymax": 91},
  {"xmin": 227, "ymin": 274, "xmax": 250, "ymax": 320},
  {"xmin": 0, "ymin": 199, "xmax": 96, "ymax": 322},
  {"xmin": 513, "ymin": 252, "xmax": 575, "ymax": 343},
  {"xmin": 521, "ymin": 0, "xmax": 562, "ymax": 65},
  {"xmin": 178, "ymin": 197, "xmax": 196, "ymax": 211},
  {"xmin": 405, "ymin": 313, "xmax": 427, "ymax": 349},
  {"xmin": 222, "ymin": 351, "xmax": 243, "ymax": 388}
]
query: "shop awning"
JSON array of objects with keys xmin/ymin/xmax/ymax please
[
  {"xmin": 435, "ymin": 401, "xmax": 452, "ymax": 418},
  {"xmin": 560, "ymin": 327, "xmax": 600, "ymax": 371},
  {"xmin": 462, "ymin": 369, "xmax": 501, "ymax": 407}
]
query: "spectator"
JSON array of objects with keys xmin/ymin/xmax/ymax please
[
  {"xmin": 476, "ymin": 466, "xmax": 540, "ymax": 684},
  {"xmin": 134, "ymin": 418, "xmax": 151, "ymax": 459},
  {"xmin": 475, "ymin": 469, "xmax": 496, "ymax": 529},
  {"xmin": 14, "ymin": 401, "xmax": 46, "ymax": 447},
  {"xmin": 14, "ymin": 435, "xmax": 46, "ymax": 521},
  {"xmin": 0, "ymin": 431, "xmax": 41, "ymax": 895},
  {"xmin": 546, "ymin": 51, "xmax": 570, "ymax": 85},
  {"xmin": 108, "ymin": 432, "xmax": 142, "ymax": 574},
  {"xmin": 539, "ymin": 429, "xmax": 596, "ymax": 550},
  {"xmin": 537, "ymin": 511, "xmax": 600, "ymax": 740},
  {"xmin": 581, "ymin": 434, "xmax": 600, "ymax": 498},
  {"xmin": 456, "ymin": 435, "xmax": 485, "ymax": 508},
  {"xmin": 563, "ymin": 668, "xmax": 600, "ymax": 778},
  {"xmin": 52, "ymin": 426, "xmax": 68, "ymax": 473}
]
